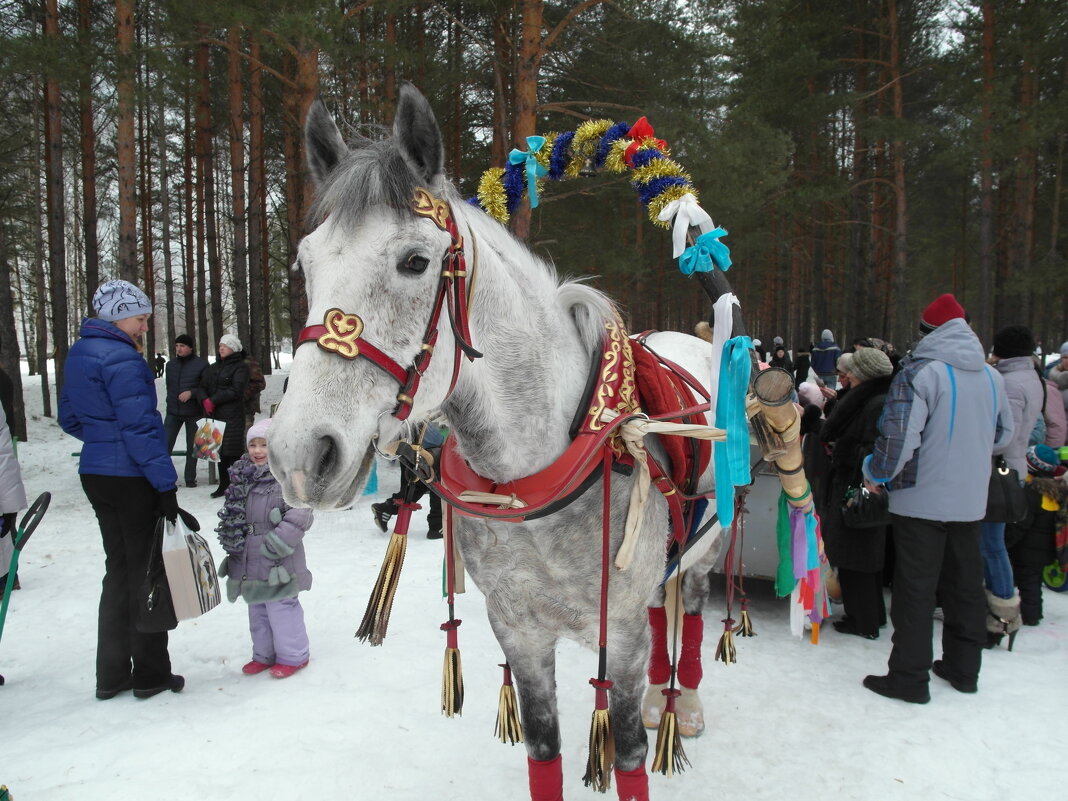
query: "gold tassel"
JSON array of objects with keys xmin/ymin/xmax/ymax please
[
  {"xmin": 494, "ymin": 664, "xmax": 524, "ymax": 744},
  {"xmin": 441, "ymin": 645, "xmax": 464, "ymax": 717},
  {"xmin": 733, "ymin": 607, "xmax": 755, "ymax": 637},
  {"xmin": 651, "ymin": 689, "xmax": 690, "ymax": 776},
  {"xmin": 714, "ymin": 621, "xmax": 736, "ymax": 665},
  {"xmin": 355, "ymin": 531, "xmax": 407, "ymax": 645},
  {"xmin": 583, "ymin": 708, "xmax": 615, "ymax": 792}
]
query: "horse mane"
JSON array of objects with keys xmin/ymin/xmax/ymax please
[
  {"xmin": 556, "ymin": 278, "xmax": 619, "ymax": 354},
  {"xmin": 308, "ymin": 130, "xmax": 455, "ymax": 229}
]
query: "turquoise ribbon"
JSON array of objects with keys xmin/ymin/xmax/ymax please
[
  {"xmin": 508, "ymin": 136, "xmax": 548, "ymax": 209},
  {"xmin": 679, "ymin": 228, "xmax": 732, "ymax": 275},
  {"xmin": 713, "ymin": 335, "xmax": 753, "ymax": 526}
]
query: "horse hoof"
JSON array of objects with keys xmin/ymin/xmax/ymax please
[
  {"xmin": 675, "ymin": 686, "xmax": 705, "ymax": 738},
  {"xmin": 641, "ymin": 682, "xmax": 667, "ymax": 729}
]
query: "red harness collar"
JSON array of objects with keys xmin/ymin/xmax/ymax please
[{"xmin": 295, "ymin": 188, "xmax": 480, "ymax": 421}]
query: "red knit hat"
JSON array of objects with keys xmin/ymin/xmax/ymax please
[{"xmin": 920, "ymin": 293, "xmax": 966, "ymax": 334}]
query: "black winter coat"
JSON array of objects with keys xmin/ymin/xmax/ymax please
[
  {"xmin": 196, "ymin": 352, "xmax": 249, "ymax": 457},
  {"xmin": 818, "ymin": 374, "xmax": 893, "ymax": 572},
  {"xmin": 165, "ymin": 354, "xmax": 209, "ymax": 418}
]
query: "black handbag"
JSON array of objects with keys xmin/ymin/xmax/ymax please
[
  {"xmin": 983, "ymin": 455, "xmax": 1028, "ymax": 524},
  {"xmin": 841, "ymin": 483, "xmax": 890, "ymax": 529},
  {"xmin": 136, "ymin": 518, "xmax": 178, "ymax": 633}
]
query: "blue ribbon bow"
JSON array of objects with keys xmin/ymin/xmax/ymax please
[
  {"xmin": 508, "ymin": 136, "xmax": 548, "ymax": 209},
  {"xmin": 678, "ymin": 228, "xmax": 732, "ymax": 275}
]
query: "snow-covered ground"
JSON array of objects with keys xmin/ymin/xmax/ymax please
[{"xmin": 2, "ymin": 358, "xmax": 1065, "ymax": 800}]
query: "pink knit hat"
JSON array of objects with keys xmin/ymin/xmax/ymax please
[{"xmin": 246, "ymin": 417, "xmax": 273, "ymax": 445}]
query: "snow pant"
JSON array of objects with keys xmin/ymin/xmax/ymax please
[
  {"xmin": 885, "ymin": 515, "xmax": 986, "ymax": 693},
  {"xmin": 0, "ymin": 512, "xmax": 18, "ymax": 586},
  {"xmin": 248, "ymin": 597, "xmax": 310, "ymax": 667},
  {"xmin": 980, "ymin": 521, "xmax": 1015, "ymax": 598},
  {"xmin": 164, "ymin": 414, "xmax": 200, "ymax": 486},
  {"xmin": 837, "ymin": 567, "xmax": 886, "ymax": 636},
  {"xmin": 1005, "ymin": 524, "xmax": 1054, "ymax": 625},
  {"xmin": 82, "ymin": 474, "xmax": 173, "ymax": 692}
]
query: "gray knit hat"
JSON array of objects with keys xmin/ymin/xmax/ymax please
[
  {"xmin": 92, "ymin": 280, "xmax": 152, "ymax": 322},
  {"xmin": 850, "ymin": 347, "xmax": 893, "ymax": 382}
]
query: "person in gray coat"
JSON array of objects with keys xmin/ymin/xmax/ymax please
[
  {"xmin": 216, "ymin": 418, "xmax": 314, "ymax": 679},
  {"xmin": 164, "ymin": 334, "xmax": 209, "ymax": 488},
  {"xmin": 861, "ymin": 293, "xmax": 1013, "ymax": 703},
  {"xmin": 982, "ymin": 325, "xmax": 1046, "ymax": 646}
]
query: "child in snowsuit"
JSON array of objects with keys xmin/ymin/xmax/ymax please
[
  {"xmin": 1006, "ymin": 444, "xmax": 1068, "ymax": 627},
  {"xmin": 216, "ymin": 418, "xmax": 313, "ymax": 678}
]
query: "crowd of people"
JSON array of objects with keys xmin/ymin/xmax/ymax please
[
  {"xmin": 15, "ymin": 276, "xmax": 1065, "ymax": 708},
  {"xmin": 784, "ymin": 293, "xmax": 1068, "ymax": 704}
]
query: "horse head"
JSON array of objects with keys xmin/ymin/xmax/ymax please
[{"xmin": 270, "ymin": 84, "xmax": 465, "ymax": 509}]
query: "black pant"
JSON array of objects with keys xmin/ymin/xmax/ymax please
[
  {"xmin": 81, "ymin": 475, "xmax": 172, "ymax": 691},
  {"xmin": 388, "ymin": 465, "xmax": 442, "ymax": 533},
  {"xmin": 218, "ymin": 453, "xmax": 239, "ymax": 494},
  {"xmin": 838, "ymin": 567, "xmax": 886, "ymax": 636},
  {"xmin": 886, "ymin": 515, "xmax": 986, "ymax": 690},
  {"xmin": 164, "ymin": 414, "xmax": 200, "ymax": 486}
]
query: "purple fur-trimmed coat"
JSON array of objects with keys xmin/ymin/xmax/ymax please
[{"xmin": 216, "ymin": 455, "xmax": 314, "ymax": 604}]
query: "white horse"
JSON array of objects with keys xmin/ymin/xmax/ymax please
[{"xmin": 269, "ymin": 83, "xmax": 728, "ymax": 801}]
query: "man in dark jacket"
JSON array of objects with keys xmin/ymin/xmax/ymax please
[
  {"xmin": 810, "ymin": 329, "xmax": 843, "ymax": 389},
  {"xmin": 165, "ymin": 334, "xmax": 209, "ymax": 488}
]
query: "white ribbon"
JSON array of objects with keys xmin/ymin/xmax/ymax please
[{"xmin": 657, "ymin": 193, "xmax": 713, "ymax": 259}]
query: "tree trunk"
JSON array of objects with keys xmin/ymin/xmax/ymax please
[
  {"xmin": 195, "ymin": 31, "xmax": 224, "ymax": 349},
  {"xmin": 511, "ymin": 0, "xmax": 542, "ymax": 241},
  {"xmin": 79, "ymin": 0, "xmax": 99, "ymax": 317},
  {"xmin": 157, "ymin": 92, "xmax": 177, "ymax": 349},
  {"xmin": 977, "ymin": 1, "xmax": 996, "ymax": 347},
  {"xmin": 887, "ymin": 0, "xmax": 910, "ymax": 347},
  {"xmin": 32, "ymin": 86, "xmax": 51, "ymax": 417},
  {"xmin": 138, "ymin": 67, "xmax": 156, "ymax": 361},
  {"xmin": 115, "ymin": 0, "xmax": 138, "ymax": 282},
  {"xmin": 44, "ymin": 0, "xmax": 69, "ymax": 395},
  {"xmin": 0, "ymin": 227, "xmax": 27, "ymax": 441},
  {"xmin": 248, "ymin": 34, "xmax": 270, "ymax": 374},
  {"xmin": 227, "ymin": 26, "xmax": 250, "ymax": 353}
]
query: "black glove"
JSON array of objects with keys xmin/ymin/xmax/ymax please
[{"xmin": 158, "ymin": 488, "xmax": 179, "ymax": 522}]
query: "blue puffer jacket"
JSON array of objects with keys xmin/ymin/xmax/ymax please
[{"xmin": 59, "ymin": 318, "xmax": 178, "ymax": 493}]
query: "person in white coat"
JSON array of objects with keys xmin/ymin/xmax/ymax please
[{"xmin": 0, "ymin": 406, "xmax": 28, "ymax": 590}]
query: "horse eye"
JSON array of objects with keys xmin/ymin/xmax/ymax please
[{"xmin": 401, "ymin": 254, "xmax": 430, "ymax": 275}]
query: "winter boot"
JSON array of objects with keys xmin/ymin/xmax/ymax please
[
  {"xmin": 270, "ymin": 660, "xmax": 309, "ymax": 679},
  {"xmin": 242, "ymin": 660, "xmax": 273, "ymax": 675},
  {"xmin": 984, "ymin": 589, "xmax": 1022, "ymax": 650}
]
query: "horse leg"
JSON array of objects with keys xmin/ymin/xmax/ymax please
[
  {"xmin": 493, "ymin": 628, "xmax": 564, "ymax": 801},
  {"xmin": 675, "ymin": 550, "xmax": 718, "ymax": 738},
  {"xmin": 641, "ymin": 583, "xmax": 670, "ymax": 730},
  {"xmin": 609, "ymin": 616, "xmax": 653, "ymax": 801}
]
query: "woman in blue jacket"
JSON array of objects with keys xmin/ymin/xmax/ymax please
[{"xmin": 60, "ymin": 280, "xmax": 184, "ymax": 701}]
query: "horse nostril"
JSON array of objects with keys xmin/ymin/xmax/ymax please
[{"xmin": 314, "ymin": 434, "xmax": 339, "ymax": 483}]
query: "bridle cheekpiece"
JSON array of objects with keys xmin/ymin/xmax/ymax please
[{"xmin": 295, "ymin": 187, "xmax": 481, "ymax": 421}]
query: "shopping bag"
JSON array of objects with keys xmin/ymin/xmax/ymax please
[
  {"xmin": 161, "ymin": 509, "xmax": 221, "ymax": 621},
  {"xmin": 193, "ymin": 417, "xmax": 226, "ymax": 462}
]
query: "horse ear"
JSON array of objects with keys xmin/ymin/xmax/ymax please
[
  {"xmin": 305, "ymin": 98, "xmax": 348, "ymax": 186},
  {"xmin": 393, "ymin": 82, "xmax": 444, "ymax": 187}
]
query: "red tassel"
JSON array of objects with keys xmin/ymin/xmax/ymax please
[
  {"xmin": 528, "ymin": 754, "xmax": 564, "ymax": 801},
  {"xmin": 647, "ymin": 606, "xmax": 670, "ymax": 685}
]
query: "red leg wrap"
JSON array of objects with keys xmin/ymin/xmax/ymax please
[
  {"xmin": 677, "ymin": 613, "xmax": 704, "ymax": 689},
  {"xmin": 614, "ymin": 763, "xmax": 649, "ymax": 801},
  {"xmin": 647, "ymin": 606, "xmax": 670, "ymax": 685},
  {"xmin": 528, "ymin": 755, "xmax": 564, "ymax": 801}
]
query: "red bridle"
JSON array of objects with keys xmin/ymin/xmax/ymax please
[{"xmin": 295, "ymin": 188, "xmax": 481, "ymax": 421}]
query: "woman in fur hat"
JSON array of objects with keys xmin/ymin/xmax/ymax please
[{"xmin": 819, "ymin": 346, "xmax": 895, "ymax": 639}]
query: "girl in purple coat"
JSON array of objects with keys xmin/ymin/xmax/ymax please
[{"xmin": 216, "ymin": 418, "xmax": 314, "ymax": 678}]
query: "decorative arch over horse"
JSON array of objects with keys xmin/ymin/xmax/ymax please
[{"xmin": 269, "ymin": 82, "xmax": 824, "ymax": 801}]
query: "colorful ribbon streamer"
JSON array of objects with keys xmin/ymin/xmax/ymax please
[
  {"xmin": 713, "ymin": 335, "xmax": 753, "ymax": 526},
  {"xmin": 656, "ymin": 193, "xmax": 713, "ymax": 258},
  {"xmin": 624, "ymin": 116, "xmax": 667, "ymax": 168},
  {"xmin": 508, "ymin": 136, "xmax": 548, "ymax": 209},
  {"xmin": 679, "ymin": 228, "xmax": 732, "ymax": 275}
]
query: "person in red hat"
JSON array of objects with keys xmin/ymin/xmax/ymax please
[{"xmin": 859, "ymin": 293, "xmax": 1014, "ymax": 703}]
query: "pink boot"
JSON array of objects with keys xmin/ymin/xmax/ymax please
[
  {"xmin": 528, "ymin": 755, "xmax": 564, "ymax": 801},
  {"xmin": 615, "ymin": 763, "xmax": 649, "ymax": 801},
  {"xmin": 241, "ymin": 660, "xmax": 273, "ymax": 675}
]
